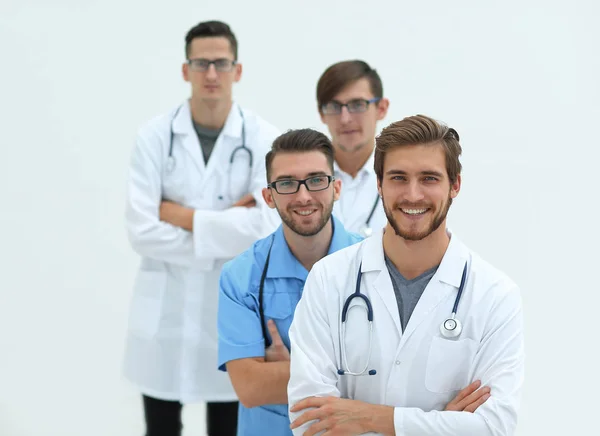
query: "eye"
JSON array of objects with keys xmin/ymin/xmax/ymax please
[
  {"xmin": 423, "ymin": 176, "xmax": 438, "ymax": 182},
  {"xmin": 278, "ymin": 180, "xmax": 293, "ymax": 187},
  {"xmin": 309, "ymin": 176, "xmax": 325, "ymax": 183},
  {"xmin": 391, "ymin": 175, "xmax": 406, "ymax": 181}
]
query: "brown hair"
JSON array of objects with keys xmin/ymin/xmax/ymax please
[
  {"xmin": 265, "ymin": 129, "xmax": 334, "ymax": 182},
  {"xmin": 374, "ymin": 115, "xmax": 462, "ymax": 184},
  {"xmin": 185, "ymin": 20, "xmax": 238, "ymax": 60},
  {"xmin": 316, "ymin": 60, "xmax": 383, "ymax": 110}
]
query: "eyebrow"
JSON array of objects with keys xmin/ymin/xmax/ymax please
[
  {"xmin": 275, "ymin": 171, "xmax": 328, "ymax": 181},
  {"xmin": 385, "ymin": 169, "xmax": 445, "ymax": 178}
]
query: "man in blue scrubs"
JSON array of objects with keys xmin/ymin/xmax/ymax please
[{"xmin": 217, "ymin": 128, "xmax": 362, "ymax": 435}]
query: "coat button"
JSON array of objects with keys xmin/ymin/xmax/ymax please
[{"xmin": 395, "ymin": 360, "xmax": 401, "ymax": 365}]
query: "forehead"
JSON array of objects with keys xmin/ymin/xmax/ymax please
[
  {"xmin": 188, "ymin": 37, "xmax": 234, "ymax": 58},
  {"xmin": 270, "ymin": 151, "xmax": 330, "ymax": 180},
  {"xmin": 383, "ymin": 144, "xmax": 447, "ymax": 174},
  {"xmin": 331, "ymin": 77, "xmax": 374, "ymax": 102}
]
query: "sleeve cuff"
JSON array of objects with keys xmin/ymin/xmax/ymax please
[{"xmin": 218, "ymin": 340, "xmax": 266, "ymax": 371}]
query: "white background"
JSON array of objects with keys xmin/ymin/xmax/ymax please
[{"xmin": 1, "ymin": 0, "xmax": 598, "ymax": 435}]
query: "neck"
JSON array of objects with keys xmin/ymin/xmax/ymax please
[
  {"xmin": 189, "ymin": 97, "xmax": 232, "ymax": 129},
  {"xmin": 282, "ymin": 219, "xmax": 334, "ymax": 271},
  {"xmin": 382, "ymin": 223, "xmax": 450, "ymax": 280},
  {"xmin": 334, "ymin": 141, "xmax": 374, "ymax": 178}
]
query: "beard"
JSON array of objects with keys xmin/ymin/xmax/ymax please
[
  {"xmin": 383, "ymin": 193, "xmax": 452, "ymax": 241},
  {"xmin": 277, "ymin": 198, "xmax": 335, "ymax": 237}
]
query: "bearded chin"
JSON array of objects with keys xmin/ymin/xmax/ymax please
[{"xmin": 383, "ymin": 196, "xmax": 452, "ymax": 241}]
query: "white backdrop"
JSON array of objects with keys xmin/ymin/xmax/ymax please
[{"xmin": 1, "ymin": 0, "xmax": 598, "ymax": 435}]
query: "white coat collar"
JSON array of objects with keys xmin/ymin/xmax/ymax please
[
  {"xmin": 171, "ymin": 100, "xmax": 244, "ymax": 139},
  {"xmin": 360, "ymin": 227, "xmax": 469, "ymax": 287},
  {"xmin": 170, "ymin": 100, "xmax": 245, "ymax": 173},
  {"xmin": 360, "ymin": 227, "xmax": 470, "ymax": 338}
]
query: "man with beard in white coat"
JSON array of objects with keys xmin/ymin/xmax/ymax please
[{"xmin": 287, "ymin": 115, "xmax": 524, "ymax": 436}]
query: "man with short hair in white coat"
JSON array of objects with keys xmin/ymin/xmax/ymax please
[
  {"xmin": 123, "ymin": 20, "xmax": 279, "ymax": 436},
  {"xmin": 316, "ymin": 60, "xmax": 389, "ymax": 238},
  {"xmin": 287, "ymin": 115, "xmax": 524, "ymax": 435}
]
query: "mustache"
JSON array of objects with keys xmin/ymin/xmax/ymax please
[{"xmin": 288, "ymin": 202, "xmax": 320, "ymax": 208}]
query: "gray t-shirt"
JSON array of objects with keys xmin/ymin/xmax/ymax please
[
  {"xmin": 385, "ymin": 256, "xmax": 439, "ymax": 331},
  {"xmin": 192, "ymin": 121, "xmax": 222, "ymax": 164}
]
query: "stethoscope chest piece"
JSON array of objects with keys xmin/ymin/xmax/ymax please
[
  {"xmin": 440, "ymin": 316, "xmax": 462, "ymax": 338},
  {"xmin": 360, "ymin": 226, "xmax": 373, "ymax": 238}
]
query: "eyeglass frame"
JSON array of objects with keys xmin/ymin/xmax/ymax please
[
  {"xmin": 267, "ymin": 175, "xmax": 336, "ymax": 195},
  {"xmin": 320, "ymin": 97, "xmax": 381, "ymax": 115},
  {"xmin": 187, "ymin": 58, "xmax": 238, "ymax": 72}
]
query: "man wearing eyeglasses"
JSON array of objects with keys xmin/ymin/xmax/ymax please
[
  {"xmin": 216, "ymin": 129, "xmax": 362, "ymax": 436},
  {"xmin": 123, "ymin": 20, "xmax": 280, "ymax": 436},
  {"xmin": 316, "ymin": 60, "xmax": 390, "ymax": 238}
]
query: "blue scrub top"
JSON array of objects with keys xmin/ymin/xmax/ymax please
[{"xmin": 217, "ymin": 215, "xmax": 362, "ymax": 436}]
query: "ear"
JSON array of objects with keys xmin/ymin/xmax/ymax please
[
  {"xmin": 182, "ymin": 63, "xmax": 190, "ymax": 83},
  {"xmin": 262, "ymin": 187, "xmax": 276, "ymax": 209},
  {"xmin": 332, "ymin": 177, "xmax": 342, "ymax": 201},
  {"xmin": 376, "ymin": 97, "xmax": 390, "ymax": 121},
  {"xmin": 450, "ymin": 174, "xmax": 461, "ymax": 199},
  {"xmin": 233, "ymin": 62, "xmax": 242, "ymax": 83}
]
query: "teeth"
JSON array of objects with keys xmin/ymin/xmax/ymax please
[
  {"xmin": 296, "ymin": 210, "xmax": 315, "ymax": 216},
  {"xmin": 402, "ymin": 208, "xmax": 427, "ymax": 215}
]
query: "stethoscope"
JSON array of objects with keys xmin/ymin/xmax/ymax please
[
  {"xmin": 337, "ymin": 259, "xmax": 469, "ymax": 377},
  {"xmin": 165, "ymin": 104, "xmax": 253, "ymax": 199},
  {"xmin": 359, "ymin": 195, "xmax": 380, "ymax": 238}
]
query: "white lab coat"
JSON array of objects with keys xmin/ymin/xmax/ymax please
[
  {"xmin": 332, "ymin": 152, "xmax": 386, "ymax": 237},
  {"xmin": 123, "ymin": 100, "xmax": 281, "ymax": 402},
  {"xmin": 288, "ymin": 229, "xmax": 524, "ymax": 435}
]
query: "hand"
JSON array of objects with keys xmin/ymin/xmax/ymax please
[
  {"xmin": 444, "ymin": 380, "xmax": 491, "ymax": 413},
  {"xmin": 290, "ymin": 397, "xmax": 391, "ymax": 436},
  {"xmin": 159, "ymin": 200, "xmax": 194, "ymax": 231},
  {"xmin": 265, "ymin": 319, "xmax": 290, "ymax": 362},
  {"xmin": 232, "ymin": 193, "xmax": 256, "ymax": 208}
]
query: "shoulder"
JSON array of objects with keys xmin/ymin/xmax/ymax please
[
  {"xmin": 238, "ymin": 105, "xmax": 280, "ymax": 143},
  {"xmin": 468, "ymin": 247, "xmax": 521, "ymax": 305},
  {"xmin": 132, "ymin": 106, "xmax": 179, "ymax": 153},
  {"xmin": 312, "ymin": 240, "xmax": 365, "ymax": 280},
  {"xmin": 220, "ymin": 233, "xmax": 275, "ymax": 292}
]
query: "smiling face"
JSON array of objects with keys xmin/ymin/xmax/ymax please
[
  {"xmin": 378, "ymin": 143, "xmax": 461, "ymax": 241},
  {"xmin": 320, "ymin": 78, "xmax": 388, "ymax": 155},
  {"xmin": 262, "ymin": 151, "xmax": 341, "ymax": 237}
]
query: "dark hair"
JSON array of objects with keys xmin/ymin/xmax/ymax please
[
  {"xmin": 265, "ymin": 129, "xmax": 335, "ymax": 182},
  {"xmin": 374, "ymin": 115, "xmax": 463, "ymax": 184},
  {"xmin": 316, "ymin": 60, "xmax": 383, "ymax": 110},
  {"xmin": 185, "ymin": 20, "xmax": 238, "ymax": 59}
]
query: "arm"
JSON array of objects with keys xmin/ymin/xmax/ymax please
[
  {"xmin": 289, "ymin": 269, "xmax": 521, "ymax": 436},
  {"xmin": 287, "ymin": 265, "xmax": 342, "ymax": 435},
  {"xmin": 125, "ymin": 129, "xmax": 195, "ymax": 266},
  {"xmin": 394, "ymin": 285, "xmax": 524, "ymax": 436},
  {"xmin": 191, "ymin": 125, "xmax": 281, "ymax": 259},
  {"xmin": 227, "ymin": 321, "xmax": 292, "ymax": 408},
  {"xmin": 217, "ymin": 261, "xmax": 290, "ymax": 408}
]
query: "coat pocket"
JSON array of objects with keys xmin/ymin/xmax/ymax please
[
  {"xmin": 127, "ymin": 270, "xmax": 167, "ymax": 339},
  {"xmin": 425, "ymin": 336, "xmax": 477, "ymax": 393}
]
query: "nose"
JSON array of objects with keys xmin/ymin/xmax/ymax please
[
  {"xmin": 205, "ymin": 64, "xmax": 218, "ymax": 79},
  {"xmin": 340, "ymin": 106, "xmax": 352, "ymax": 124},
  {"xmin": 294, "ymin": 183, "xmax": 313, "ymax": 202},
  {"xmin": 404, "ymin": 180, "xmax": 425, "ymax": 203}
]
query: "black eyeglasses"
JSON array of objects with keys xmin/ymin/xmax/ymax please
[
  {"xmin": 268, "ymin": 175, "xmax": 335, "ymax": 194},
  {"xmin": 187, "ymin": 58, "xmax": 237, "ymax": 72},
  {"xmin": 321, "ymin": 98, "xmax": 381, "ymax": 115}
]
